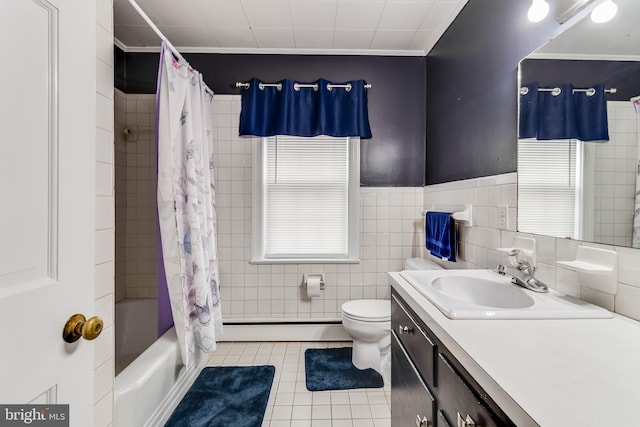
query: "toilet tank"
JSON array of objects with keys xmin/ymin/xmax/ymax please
[{"xmin": 404, "ymin": 257, "xmax": 444, "ymax": 270}]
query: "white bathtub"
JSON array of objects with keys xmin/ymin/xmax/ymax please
[
  {"xmin": 114, "ymin": 298, "xmax": 208, "ymax": 427},
  {"xmin": 114, "ymin": 299, "xmax": 182, "ymax": 427},
  {"xmin": 115, "ymin": 298, "xmax": 159, "ymax": 374}
]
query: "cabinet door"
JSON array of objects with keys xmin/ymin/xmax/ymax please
[
  {"xmin": 391, "ymin": 332, "xmax": 436, "ymax": 427},
  {"xmin": 392, "ymin": 294, "xmax": 437, "ymax": 388},
  {"xmin": 437, "ymin": 353, "xmax": 506, "ymax": 427}
]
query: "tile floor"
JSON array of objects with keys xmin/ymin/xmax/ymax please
[{"xmin": 207, "ymin": 341, "xmax": 391, "ymax": 427}]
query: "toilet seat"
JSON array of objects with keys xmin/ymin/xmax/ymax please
[{"xmin": 342, "ymin": 299, "xmax": 390, "ymax": 322}]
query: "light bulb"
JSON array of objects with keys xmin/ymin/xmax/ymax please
[
  {"xmin": 591, "ymin": 0, "xmax": 618, "ymax": 23},
  {"xmin": 528, "ymin": 0, "xmax": 550, "ymax": 23}
]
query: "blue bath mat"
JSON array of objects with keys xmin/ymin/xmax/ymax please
[
  {"xmin": 164, "ymin": 365, "xmax": 275, "ymax": 427},
  {"xmin": 305, "ymin": 347, "xmax": 384, "ymax": 391}
]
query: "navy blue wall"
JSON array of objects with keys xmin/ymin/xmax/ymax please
[
  {"xmin": 115, "ymin": 48, "xmax": 426, "ymax": 187},
  {"xmin": 425, "ymin": 0, "xmax": 561, "ymax": 185}
]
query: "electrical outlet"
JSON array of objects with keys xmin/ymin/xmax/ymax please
[{"xmin": 498, "ymin": 204, "xmax": 509, "ymax": 230}]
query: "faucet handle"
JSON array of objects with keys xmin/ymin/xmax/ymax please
[{"xmin": 495, "ymin": 264, "xmax": 506, "ymax": 274}]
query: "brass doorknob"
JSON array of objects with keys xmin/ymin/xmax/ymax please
[{"xmin": 62, "ymin": 314, "xmax": 104, "ymax": 343}]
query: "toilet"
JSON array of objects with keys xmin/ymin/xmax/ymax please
[
  {"xmin": 341, "ymin": 258, "xmax": 444, "ymax": 377},
  {"xmin": 342, "ymin": 299, "xmax": 391, "ymax": 375}
]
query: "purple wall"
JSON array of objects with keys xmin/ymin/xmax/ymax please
[{"xmin": 425, "ymin": 0, "xmax": 562, "ymax": 184}]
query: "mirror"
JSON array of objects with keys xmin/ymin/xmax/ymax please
[{"xmin": 517, "ymin": 0, "xmax": 640, "ymax": 248}]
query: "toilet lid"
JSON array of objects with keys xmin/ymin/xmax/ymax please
[{"xmin": 342, "ymin": 299, "xmax": 390, "ymax": 322}]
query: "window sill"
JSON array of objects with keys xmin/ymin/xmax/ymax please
[{"xmin": 249, "ymin": 258, "xmax": 361, "ymax": 265}]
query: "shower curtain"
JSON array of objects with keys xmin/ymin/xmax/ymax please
[
  {"xmin": 633, "ymin": 97, "xmax": 640, "ymax": 248},
  {"xmin": 156, "ymin": 42, "xmax": 222, "ymax": 367}
]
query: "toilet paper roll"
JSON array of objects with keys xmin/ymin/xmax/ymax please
[{"xmin": 306, "ymin": 276, "xmax": 322, "ymax": 298}]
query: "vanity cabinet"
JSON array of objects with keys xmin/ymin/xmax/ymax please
[
  {"xmin": 391, "ymin": 332, "xmax": 436, "ymax": 426},
  {"xmin": 391, "ymin": 291, "xmax": 515, "ymax": 427},
  {"xmin": 437, "ymin": 352, "xmax": 501, "ymax": 427}
]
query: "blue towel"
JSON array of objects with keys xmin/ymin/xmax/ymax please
[{"xmin": 425, "ymin": 212, "xmax": 456, "ymax": 262}]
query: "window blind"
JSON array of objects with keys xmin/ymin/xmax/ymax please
[
  {"xmin": 518, "ymin": 139, "xmax": 577, "ymax": 238},
  {"xmin": 264, "ymin": 135, "xmax": 350, "ymax": 257}
]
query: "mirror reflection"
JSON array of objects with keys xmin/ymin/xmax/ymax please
[{"xmin": 517, "ymin": 0, "xmax": 640, "ymax": 248}]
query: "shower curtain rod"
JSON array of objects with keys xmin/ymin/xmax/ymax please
[
  {"xmin": 126, "ymin": 0, "xmax": 213, "ymax": 95},
  {"xmin": 126, "ymin": 0, "xmax": 183, "ymax": 62},
  {"xmin": 520, "ymin": 86, "xmax": 617, "ymax": 96}
]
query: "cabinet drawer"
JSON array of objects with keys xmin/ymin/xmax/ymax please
[
  {"xmin": 391, "ymin": 332, "xmax": 436, "ymax": 427},
  {"xmin": 437, "ymin": 353, "xmax": 504, "ymax": 427},
  {"xmin": 391, "ymin": 294, "xmax": 437, "ymax": 388}
]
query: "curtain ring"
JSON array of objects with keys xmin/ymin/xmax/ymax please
[
  {"xmin": 258, "ymin": 83, "xmax": 265, "ymax": 90},
  {"xmin": 586, "ymin": 88, "xmax": 596, "ymax": 97},
  {"xmin": 293, "ymin": 83, "xmax": 317, "ymax": 91},
  {"xmin": 551, "ymin": 87, "xmax": 562, "ymax": 96},
  {"xmin": 520, "ymin": 87, "xmax": 529, "ymax": 95},
  {"xmin": 345, "ymin": 83, "xmax": 352, "ymax": 92}
]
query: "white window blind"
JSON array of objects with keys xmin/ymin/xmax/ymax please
[
  {"xmin": 518, "ymin": 139, "xmax": 578, "ymax": 239},
  {"xmin": 252, "ymin": 135, "xmax": 359, "ymax": 261}
]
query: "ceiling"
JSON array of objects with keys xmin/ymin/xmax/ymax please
[
  {"xmin": 113, "ymin": 0, "xmax": 469, "ymax": 55},
  {"xmin": 534, "ymin": 0, "xmax": 640, "ymax": 59}
]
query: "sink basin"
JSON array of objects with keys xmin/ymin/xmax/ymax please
[
  {"xmin": 399, "ymin": 269, "xmax": 613, "ymax": 320},
  {"xmin": 431, "ymin": 275, "xmax": 535, "ymax": 309}
]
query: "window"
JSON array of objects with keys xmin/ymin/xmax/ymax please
[
  {"xmin": 518, "ymin": 139, "xmax": 581, "ymax": 238},
  {"xmin": 251, "ymin": 135, "xmax": 360, "ymax": 262}
]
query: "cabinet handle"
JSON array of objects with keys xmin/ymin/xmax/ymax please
[
  {"xmin": 415, "ymin": 414, "xmax": 429, "ymax": 427},
  {"xmin": 457, "ymin": 413, "xmax": 476, "ymax": 427},
  {"xmin": 398, "ymin": 325, "xmax": 414, "ymax": 335}
]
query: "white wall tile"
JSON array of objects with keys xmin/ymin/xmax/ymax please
[
  {"xmin": 94, "ymin": 358, "xmax": 113, "ymax": 403},
  {"xmin": 95, "ymin": 229, "xmax": 114, "ymax": 265},
  {"xmin": 618, "ymin": 246, "xmax": 640, "ymax": 287},
  {"xmin": 93, "ymin": 390, "xmax": 113, "ymax": 427},
  {"xmin": 616, "ymin": 284, "xmax": 640, "ymax": 321},
  {"xmin": 96, "ymin": 196, "xmax": 114, "ymax": 230},
  {"xmin": 96, "ymin": 93, "xmax": 113, "ymax": 132},
  {"xmin": 95, "ymin": 261, "xmax": 114, "ymax": 299},
  {"xmin": 582, "ymin": 287, "xmax": 615, "ymax": 311}
]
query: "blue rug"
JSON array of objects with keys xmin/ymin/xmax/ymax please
[
  {"xmin": 164, "ymin": 365, "xmax": 275, "ymax": 427},
  {"xmin": 304, "ymin": 347, "xmax": 384, "ymax": 391}
]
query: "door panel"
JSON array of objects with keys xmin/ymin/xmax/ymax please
[{"xmin": 0, "ymin": 0, "xmax": 97, "ymax": 424}]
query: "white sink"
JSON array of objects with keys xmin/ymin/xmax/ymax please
[{"xmin": 400, "ymin": 269, "xmax": 613, "ymax": 320}]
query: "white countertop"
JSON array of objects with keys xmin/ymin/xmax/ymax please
[{"xmin": 389, "ymin": 271, "xmax": 640, "ymax": 427}]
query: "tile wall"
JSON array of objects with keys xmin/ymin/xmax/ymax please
[
  {"xmin": 423, "ymin": 172, "xmax": 640, "ymax": 322},
  {"xmin": 94, "ymin": 0, "xmax": 115, "ymax": 425},
  {"xmin": 114, "ymin": 91, "xmax": 158, "ymax": 302},
  {"xmin": 212, "ymin": 95, "xmax": 425, "ymax": 321},
  {"xmin": 593, "ymin": 101, "xmax": 637, "ymax": 246}
]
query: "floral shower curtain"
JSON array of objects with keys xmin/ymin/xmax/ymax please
[
  {"xmin": 156, "ymin": 42, "xmax": 222, "ymax": 367},
  {"xmin": 633, "ymin": 97, "xmax": 640, "ymax": 248}
]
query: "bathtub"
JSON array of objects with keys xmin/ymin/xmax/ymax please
[
  {"xmin": 115, "ymin": 298, "xmax": 159, "ymax": 375},
  {"xmin": 114, "ymin": 299, "xmax": 195, "ymax": 427}
]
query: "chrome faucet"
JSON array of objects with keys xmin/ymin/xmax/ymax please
[{"xmin": 494, "ymin": 249, "xmax": 549, "ymax": 293}]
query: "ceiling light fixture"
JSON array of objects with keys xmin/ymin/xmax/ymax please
[
  {"xmin": 528, "ymin": 0, "xmax": 550, "ymax": 23},
  {"xmin": 591, "ymin": 0, "xmax": 618, "ymax": 23}
]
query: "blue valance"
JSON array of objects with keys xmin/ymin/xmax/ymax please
[
  {"xmin": 519, "ymin": 82, "xmax": 609, "ymax": 142},
  {"xmin": 239, "ymin": 78, "xmax": 372, "ymax": 139}
]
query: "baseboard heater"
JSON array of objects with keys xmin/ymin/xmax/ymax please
[{"xmin": 220, "ymin": 318, "xmax": 350, "ymax": 342}]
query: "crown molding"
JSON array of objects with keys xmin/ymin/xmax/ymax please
[{"xmin": 113, "ymin": 37, "xmax": 427, "ymax": 57}]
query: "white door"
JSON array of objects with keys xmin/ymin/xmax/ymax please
[{"xmin": 0, "ymin": 0, "xmax": 98, "ymax": 425}]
